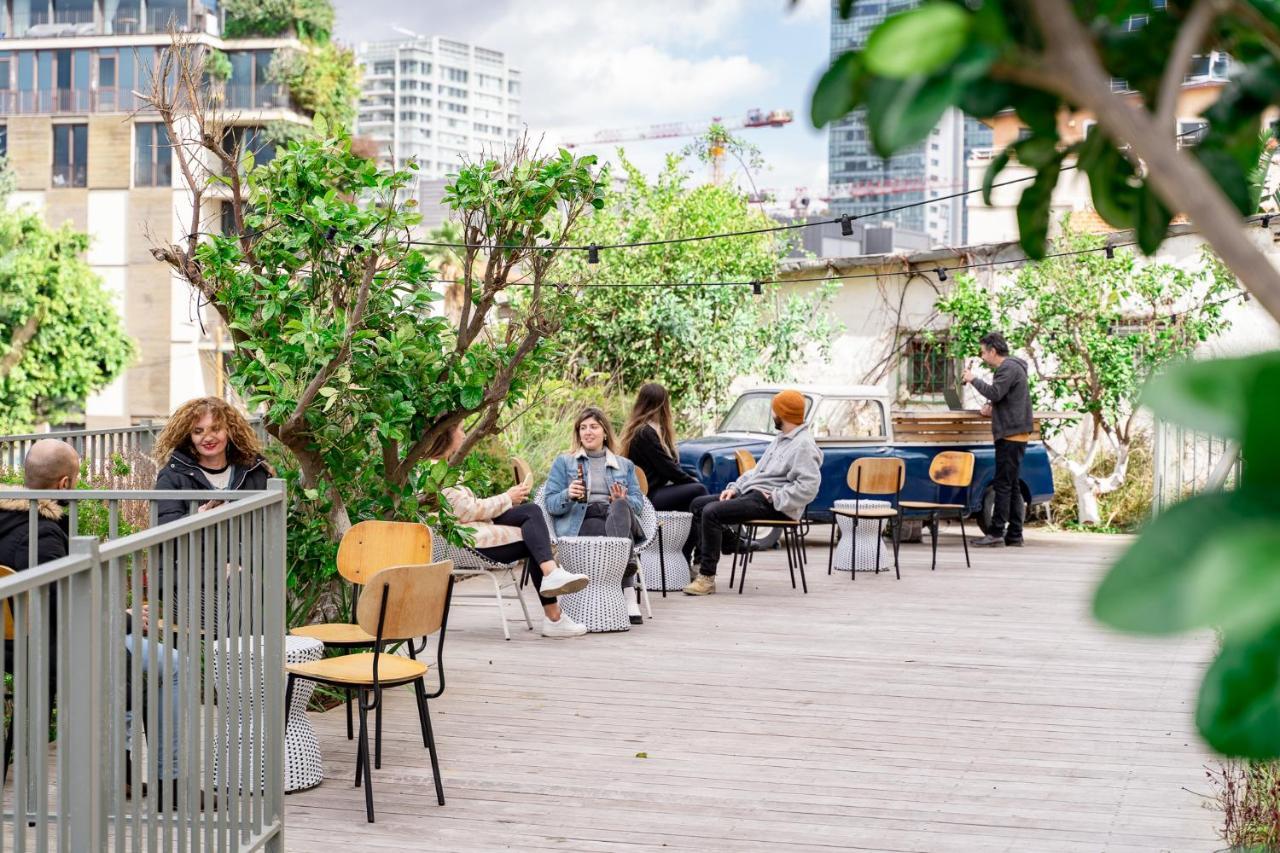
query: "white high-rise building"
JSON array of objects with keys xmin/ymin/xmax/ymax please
[{"xmin": 354, "ymin": 36, "xmax": 521, "ymax": 178}]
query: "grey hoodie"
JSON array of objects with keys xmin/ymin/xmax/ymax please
[
  {"xmin": 731, "ymin": 424, "xmax": 824, "ymax": 520},
  {"xmin": 970, "ymin": 356, "xmax": 1034, "ymax": 441}
]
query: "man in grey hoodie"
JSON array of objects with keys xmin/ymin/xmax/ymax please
[
  {"xmin": 963, "ymin": 332, "xmax": 1034, "ymax": 547},
  {"xmin": 683, "ymin": 389, "xmax": 823, "ymax": 595}
]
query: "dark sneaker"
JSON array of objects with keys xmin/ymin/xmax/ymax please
[
  {"xmin": 1004, "ymin": 538, "xmax": 1024, "ymax": 547},
  {"xmin": 973, "ymin": 534, "xmax": 1005, "ymax": 548}
]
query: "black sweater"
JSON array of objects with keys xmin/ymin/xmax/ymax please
[
  {"xmin": 0, "ymin": 494, "xmax": 69, "ymax": 571},
  {"xmin": 154, "ymin": 448, "xmax": 271, "ymax": 525},
  {"xmin": 970, "ymin": 356, "xmax": 1035, "ymax": 441},
  {"xmin": 626, "ymin": 424, "xmax": 696, "ymax": 491}
]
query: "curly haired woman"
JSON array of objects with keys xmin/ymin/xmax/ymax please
[{"xmin": 153, "ymin": 397, "xmax": 272, "ymax": 524}]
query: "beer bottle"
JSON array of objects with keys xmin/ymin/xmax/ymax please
[{"xmin": 575, "ymin": 460, "xmax": 587, "ymax": 502}]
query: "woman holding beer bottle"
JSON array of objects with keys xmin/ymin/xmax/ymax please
[{"xmin": 544, "ymin": 407, "xmax": 646, "ymax": 621}]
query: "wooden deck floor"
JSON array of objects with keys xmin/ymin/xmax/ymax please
[{"xmin": 284, "ymin": 529, "xmax": 1220, "ymax": 852}]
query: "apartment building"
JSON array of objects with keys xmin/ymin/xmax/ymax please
[
  {"xmin": 827, "ymin": 0, "xmax": 991, "ymax": 246},
  {"xmin": 0, "ymin": 0, "xmax": 308, "ymax": 425},
  {"xmin": 354, "ymin": 35, "xmax": 521, "ymax": 179}
]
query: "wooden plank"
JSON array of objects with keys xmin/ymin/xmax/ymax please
[{"xmin": 282, "ymin": 531, "xmax": 1219, "ymax": 851}]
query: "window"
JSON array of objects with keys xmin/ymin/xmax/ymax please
[
  {"xmin": 221, "ymin": 125, "xmax": 276, "ymax": 170},
  {"xmin": 0, "ymin": 57, "xmax": 10, "ymax": 90},
  {"xmin": 373, "ymin": 61, "xmax": 394, "ymax": 75},
  {"xmin": 220, "ymin": 201, "xmax": 239, "ymax": 236},
  {"xmin": 903, "ymin": 335, "xmax": 956, "ymax": 397},
  {"xmin": 810, "ymin": 398, "xmax": 886, "ymax": 440},
  {"xmin": 52, "ymin": 123, "xmax": 87, "ymax": 187},
  {"xmin": 720, "ymin": 392, "xmax": 814, "ymax": 435},
  {"xmin": 135, "ymin": 122, "xmax": 171, "ymax": 186},
  {"xmin": 443, "ymin": 67, "xmax": 468, "ymax": 82},
  {"xmin": 1177, "ymin": 119, "xmax": 1209, "ymax": 147},
  {"xmin": 507, "ymin": 79, "xmax": 520, "ymax": 95},
  {"xmin": 441, "ymin": 85, "xmax": 467, "ymax": 98},
  {"xmin": 0, "ymin": 125, "xmax": 7, "ymax": 158},
  {"xmin": 98, "ymin": 54, "xmax": 116, "ymax": 87},
  {"xmin": 442, "ymin": 101, "xmax": 467, "ymax": 114}
]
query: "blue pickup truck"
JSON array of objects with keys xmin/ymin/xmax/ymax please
[{"xmin": 677, "ymin": 385, "xmax": 1055, "ymax": 531}]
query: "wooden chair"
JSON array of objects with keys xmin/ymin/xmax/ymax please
[
  {"xmin": 734, "ymin": 449, "xmax": 757, "ymax": 475},
  {"xmin": 435, "ymin": 529, "xmax": 532, "ymax": 640},
  {"xmin": 724, "ymin": 446, "xmax": 812, "ymax": 594},
  {"xmin": 827, "ymin": 458, "xmax": 904, "ymax": 580},
  {"xmin": 511, "ymin": 456, "xmax": 533, "ymax": 490},
  {"xmin": 899, "ymin": 451, "xmax": 975, "ymax": 572},
  {"xmin": 634, "ymin": 467, "xmax": 650, "ymax": 496},
  {"xmin": 291, "ymin": 520, "xmax": 433, "ymax": 751},
  {"xmin": 286, "ymin": 561, "xmax": 454, "ymax": 823}
]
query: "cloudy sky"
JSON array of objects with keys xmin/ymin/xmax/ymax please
[{"xmin": 331, "ymin": 0, "xmax": 831, "ymax": 198}]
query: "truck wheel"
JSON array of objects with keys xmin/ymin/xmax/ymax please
[
  {"xmin": 885, "ymin": 519, "xmax": 923, "ymax": 543},
  {"xmin": 978, "ymin": 487, "xmax": 1027, "ymax": 534}
]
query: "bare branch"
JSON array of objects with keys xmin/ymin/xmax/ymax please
[
  {"xmin": 1156, "ymin": 0, "xmax": 1223, "ymax": 130},
  {"xmin": 1029, "ymin": 0, "xmax": 1280, "ymax": 322}
]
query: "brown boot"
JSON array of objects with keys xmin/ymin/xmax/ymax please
[{"xmin": 682, "ymin": 574, "xmax": 716, "ymax": 596}]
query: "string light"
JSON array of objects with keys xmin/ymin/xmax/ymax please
[
  {"xmin": 1105, "ymin": 245, "xmax": 1115, "ymax": 259},
  {"xmin": 935, "ymin": 267, "xmax": 948, "ymax": 282},
  {"xmin": 587, "ymin": 243, "xmax": 600, "ymax": 264},
  {"xmin": 840, "ymin": 214, "xmax": 854, "ymax": 237},
  {"xmin": 752, "ymin": 280, "xmax": 763, "ymax": 296}
]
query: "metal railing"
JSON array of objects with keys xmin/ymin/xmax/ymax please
[
  {"xmin": 1151, "ymin": 420, "xmax": 1242, "ymax": 512},
  {"xmin": 0, "ymin": 482, "xmax": 286, "ymax": 851},
  {"xmin": 1, "ymin": 419, "xmax": 268, "ymax": 475}
]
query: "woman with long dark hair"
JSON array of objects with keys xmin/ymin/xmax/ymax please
[{"xmin": 620, "ymin": 383, "xmax": 707, "ymax": 515}]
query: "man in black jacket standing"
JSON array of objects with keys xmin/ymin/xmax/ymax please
[
  {"xmin": 963, "ymin": 332, "xmax": 1034, "ymax": 548},
  {"xmin": 0, "ymin": 439, "xmax": 79, "ymax": 571}
]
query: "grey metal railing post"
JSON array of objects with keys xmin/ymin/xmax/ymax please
[
  {"xmin": 65, "ymin": 536, "xmax": 106, "ymax": 851},
  {"xmin": 1151, "ymin": 420, "xmax": 1166, "ymax": 514},
  {"xmin": 263, "ymin": 478, "xmax": 287, "ymax": 852}
]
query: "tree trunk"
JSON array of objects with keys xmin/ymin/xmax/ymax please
[{"xmin": 1065, "ymin": 437, "xmax": 1131, "ymax": 526}]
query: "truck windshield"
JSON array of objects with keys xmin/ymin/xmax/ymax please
[
  {"xmin": 720, "ymin": 392, "xmax": 813, "ymax": 435},
  {"xmin": 810, "ymin": 398, "xmax": 886, "ymax": 440}
]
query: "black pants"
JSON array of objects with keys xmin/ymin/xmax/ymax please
[
  {"xmin": 478, "ymin": 504, "xmax": 556, "ymax": 606},
  {"xmin": 578, "ymin": 501, "xmax": 641, "ymax": 588},
  {"xmin": 990, "ymin": 439, "xmax": 1027, "ymax": 541},
  {"xmin": 650, "ymin": 482, "xmax": 709, "ymax": 562},
  {"xmin": 690, "ymin": 490, "xmax": 788, "ymax": 577}
]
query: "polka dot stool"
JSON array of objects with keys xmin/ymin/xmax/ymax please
[
  {"xmin": 213, "ymin": 634, "xmax": 325, "ymax": 793},
  {"xmin": 831, "ymin": 499, "xmax": 890, "ymax": 572},
  {"xmin": 639, "ymin": 511, "xmax": 693, "ymax": 591},
  {"xmin": 554, "ymin": 536, "xmax": 632, "ymax": 632}
]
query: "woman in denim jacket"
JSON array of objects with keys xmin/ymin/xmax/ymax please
[{"xmin": 544, "ymin": 407, "xmax": 646, "ymax": 622}]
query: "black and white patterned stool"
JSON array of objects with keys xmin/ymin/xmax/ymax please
[
  {"xmin": 832, "ymin": 499, "xmax": 889, "ymax": 572},
  {"xmin": 555, "ymin": 536, "xmax": 632, "ymax": 632},
  {"xmin": 640, "ymin": 511, "xmax": 692, "ymax": 591},
  {"xmin": 213, "ymin": 634, "xmax": 325, "ymax": 793}
]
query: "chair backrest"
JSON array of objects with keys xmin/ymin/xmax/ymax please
[
  {"xmin": 532, "ymin": 485, "xmax": 557, "ymax": 543},
  {"xmin": 847, "ymin": 457, "xmax": 905, "ymax": 495},
  {"xmin": 511, "ymin": 456, "xmax": 533, "ymax": 488},
  {"xmin": 929, "ymin": 451, "xmax": 975, "ymax": 488},
  {"xmin": 0, "ymin": 565, "xmax": 13, "ymax": 641},
  {"xmin": 336, "ymin": 520, "xmax": 433, "ymax": 585},
  {"xmin": 356, "ymin": 561, "xmax": 453, "ymax": 641},
  {"xmin": 634, "ymin": 467, "xmax": 650, "ymax": 495},
  {"xmin": 734, "ymin": 449, "xmax": 756, "ymax": 475}
]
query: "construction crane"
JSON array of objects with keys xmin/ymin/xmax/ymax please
[{"xmin": 562, "ymin": 108, "xmax": 794, "ymax": 184}]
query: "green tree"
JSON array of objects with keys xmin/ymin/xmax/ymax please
[
  {"xmin": 0, "ymin": 165, "xmax": 134, "ymax": 432},
  {"xmin": 937, "ymin": 228, "xmax": 1241, "ymax": 523},
  {"xmin": 555, "ymin": 151, "xmax": 840, "ymax": 425},
  {"xmin": 268, "ymin": 41, "xmax": 361, "ymax": 132},
  {"xmin": 806, "ymin": 0, "xmax": 1280, "ymax": 759},
  {"xmin": 221, "ymin": 0, "xmax": 333, "ymax": 41},
  {"xmin": 143, "ymin": 42, "xmax": 606, "ymax": 614}
]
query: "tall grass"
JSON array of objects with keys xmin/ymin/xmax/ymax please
[{"xmin": 1049, "ymin": 434, "xmax": 1154, "ymax": 532}]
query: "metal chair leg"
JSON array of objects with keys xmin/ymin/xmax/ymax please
[
  {"xmin": 794, "ymin": 529, "xmax": 809, "ymax": 593},
  {"xmin": 729, "ymin": 524, "xmax": 740, "ymax": 588},
  {"xmin": 892, "ymin": 514, "xmax": 902, "ymax": 580},
  {"xmin": 850, "ymin": 517, "xmax": 859, "ymax": 580},
  {"xmin": 930, "ymin": 513, "xmax": 939, "ymax": 572},
  {"xmin": 375, "ymin": 696, "xmax": 384, "ymax": 769},
  {"xmin": 345, "ymin": 688, "xmax": 354, "ymax": 740},
  {"xmin": 510, "ymin": 568, "xmax": 534, "ymax": 631},
  {"xmin": 422, "ymin": 695, "xmax": 446, "ymax": 806},
  {"xmin": 358, "ymin": 694, "xmax": 375, "ymax": 822},
  {"xmin": 657, "ymin": 524, "xmax": 668, "ymax": 598},
  {"xmin": 486, "ymin": 571, "xmax": 512, "ymax": 641},
  {"xmin": 827, "ymin": 519, "xmax": 837, "ymax": 575},
  {"xmin": 784, "ymin": 527, "xmax": 796, "ymax": 589},
  {"xmin": 875, "ymin": 520, "xmax": 883, "ymax": 574},
  {"xmin": 414, "ymin": 678, "xmax": 431, "ymax": 747},
  {"xmin": 738, "ymin": 525, "xmax": 755, "ymax": 594},
  {"xmin": 959, "ymin": 513, "xmax": 971, "ymax": 567}
]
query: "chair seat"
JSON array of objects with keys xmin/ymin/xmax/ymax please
[
  {"xmin": 291, "ymin": 622, "xmax": 375, "ymax": 646},
  {"xmin": 898, "ymin": 501, "xmax": 966, "ymax": 510},
  {"xmin": 832, "ymin": 506, "xmax": 898, "ymax": 519},
  {"xmin": 743, "ymin": 518, "xmax": 802, "ymax": 527},
  {"xmin": 287, "ymin": 652, "xmax": 428, "ymax": 688}
]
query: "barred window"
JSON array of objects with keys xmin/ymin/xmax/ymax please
[{"xmin": 904, "ymin": 335, "xmax": 955, "ymax": 397}]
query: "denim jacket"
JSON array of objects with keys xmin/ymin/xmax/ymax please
[{"xmin": 544, "ymin": 449, "xmax": 643, "ymax": 538}]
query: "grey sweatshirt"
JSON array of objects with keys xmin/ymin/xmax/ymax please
[
  {"xmin": 969, "ymin": 356, "xmax": 1034, "ymax": 440},
  {"xmin": 730, "ymin": 424, "xmax": 824, "ymax": 520}
]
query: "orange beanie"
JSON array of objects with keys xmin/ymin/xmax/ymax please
[{"xmin": 771, "ymin": 390, "xmax": 806, "ymax": 425}]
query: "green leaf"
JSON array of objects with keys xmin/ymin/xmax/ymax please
[
  {"xmin": 1193, "ymin": 145, "xmax": 1254, "ymax": 216},
  {"xmin": 1199, "ymin": 627, "xmax": 1280, "ymax": 758},
  {"xmin": 1134, "ymin": 185, "xmax": 1173, "ymax": 255},
  {"xmin": 865, "ymin": 43, "xmax": 994, "ymax": 155},
  {"xmin": 1094, "ymin": 490, "xmax": 1280, "ymax": 636},
  {"xmin": 811, "ymin": 53, "xmax": 869, "ymax": 128},
  {"xmin": 1141, "ymin": 351, "xmax": 1280, "ymax": 439},
  {"xmin": 1012, "ymin": 136, "xmax": 1059, "ymax": 169},
  {"xmin": 1015, "ymin": 156, "xmax": 1062, "ymax": 259},
  {"xmin": 863, "ymin": 4, "xmax": 973, "ymax": 79},
  {"xmin": 982, "ymin": 148, "xmax": 1011, "ymax": 206},
  {"xmin": 460, "ymin": 385, "xmax": 485, "ymax": 409},
  {"xmin": 1081, "ymin": 137, "xmax": 1139, "ymax": 230}
]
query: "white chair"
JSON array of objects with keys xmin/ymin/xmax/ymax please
[
  {"xmin": 640, "ymin": 510, "xmax": 693, "ymax": 592},
  {"xmin": 432, "ymin": 532, "xmax": 532, "ymax": 641}
]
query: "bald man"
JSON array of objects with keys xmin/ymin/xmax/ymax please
[{"xmin": 0, "ymin": 439, "xmax": 79, "ymax": 571}]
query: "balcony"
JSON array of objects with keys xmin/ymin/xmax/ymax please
[
  {"xmin": 0, "ymin": 87, "xmax": 147, "ymax": 114},
  {"xmin": 221, "ymin": 83, "xmax": 290, "ymax": 111},
  {"xmin": 17, "ymin": 7, "xmax": 197, "ymax": 37}
]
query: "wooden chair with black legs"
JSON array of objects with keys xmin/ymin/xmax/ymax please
[
  {"xmin": 827, "ymin": 457, "xmax": 904, "ymax": 580},
  {"xmin": 899, "ymin": 451, "xmax": 975, "ymax": 572},
  {"xmin": 291, "ymin": 520, "xmax": 433, "ymax": 765},
  {"xmin": 286, "ymin": 560, "xmax": 454, "ymax": 823},
  {"xmin": 723, "ymin": 449, "xmax": 810, "ymax": 594}
]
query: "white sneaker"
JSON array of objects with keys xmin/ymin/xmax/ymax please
[
  {"xmin": 540, "ymin": 566, "xmax": 589, "ymax": 598},
  {"xmin": 627, "ymin": 596, "xmax": 643, "ymax": 625},
  {"xmin": 541, "ymin": 613, "xmax": 587, "ymax": 638}
]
